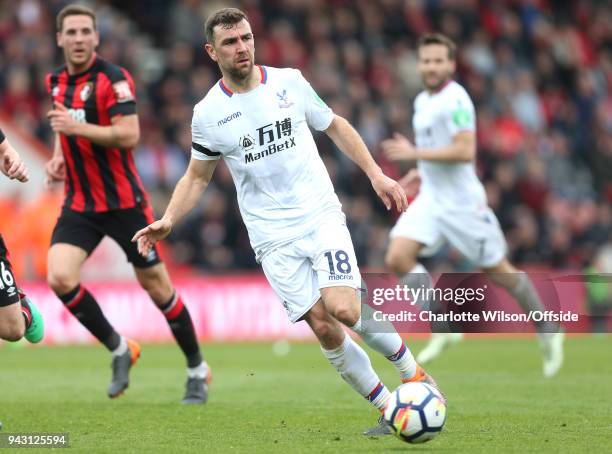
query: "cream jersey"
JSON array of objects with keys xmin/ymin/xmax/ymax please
[
  {"xmin": 413, "ymin": 80, "xmax": 486, "ymax": 207},
  {"xmin": 191, "ymin": 65, "xmax": 342, "ymax": 260}
]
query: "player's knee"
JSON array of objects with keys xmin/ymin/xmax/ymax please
[
  {"xmin": 385, "ymin": 250, "xmax": 414, "ymax": 276},
  {"xmin": 311, "ymin": 318, "xmax": 343, "ymax": 346},
  {"xmin": 304, "ymin": 304, "xmax": 344, "ymax": 345},
  {"xmin": 1, "ymin": 322, "xmax": 25, "ymax": 342},
  {"xmin": 138, "ymin": 277, "xmax": 160, "ymax": 298},
  {"xmin": 147, "ymin": 286, "xmax": 173, "ymax": 306},
  {"xmin": 47, "ymin": 269, "xmax": 79, "ymax": 295},
  {"xmin": 136, "ymin": 269, "xmax": 173, "ymax": 304},
  {"xmin": 321, "ymin": 288, "xmax": 361, "ymax": 326},
  {"xmin": 330, "ymin": 300, "xmax": 361, "ymax": 327},
  {"xmin": 483, "ymin": 259, "xmax": 520, "ymax": 289},
  {"xmin": 310, "ymin": 319, "xmax": 333, "ymax": 341}
]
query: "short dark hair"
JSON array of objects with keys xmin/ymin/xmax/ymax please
[
  {"xmin": 204, "ymin": 8, "xmax": 249, "ymax": 44},
  {"xmin": 417, "ymin": 33, "xmax": 457, "ymax": 60},
  {"xmin": 56, "ymin": 4, "xmax": 96, "ymax": 32}
]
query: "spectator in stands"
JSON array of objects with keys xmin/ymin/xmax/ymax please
[{"xmin": 0, "ymin": 0, "xmax": 609, "ymax": 274}]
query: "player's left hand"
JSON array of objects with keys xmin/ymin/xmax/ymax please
[
  {"xmin": 1, "ymin": 148, "xmax": 29, "ymax": 182},
  {"xmin": 47, "ymin": 102, "xmax": 78, "ymax": 136},
  {"xmin": 381, "ymin": 133, "xmax": 418, "ymax": 161},
  {"xmin": 132, "ymin": 218, "xmax": 173, "ymax": 257},
  {"xmin": 370, "ymin": 172, "xmax": 408, "ymax": 212}
]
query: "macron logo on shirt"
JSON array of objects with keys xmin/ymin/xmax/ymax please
[{"xmin": 217, "ymin": 111, "xmax": 242, "ymax": 126}]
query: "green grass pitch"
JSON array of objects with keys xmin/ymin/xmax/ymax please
[{"xmin": 1, "ymin": 336, "xmax": 610, "ymax": 453}]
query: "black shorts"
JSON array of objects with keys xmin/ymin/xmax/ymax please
[
  {"xmin": 50, "ymin": 206, "xmax": 162, "ymax": 268},
  {"xmin": 0, "ymin": 235, "xmax": 20, "ymax": 307}
]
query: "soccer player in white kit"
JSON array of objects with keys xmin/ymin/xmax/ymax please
[
  {"xmin": 133, "ymin": 8, "xmax": 443, "ymax": 434},
  {"xmin": 382, "ymin": 33, "xmax": 564, "ymax": 378}
]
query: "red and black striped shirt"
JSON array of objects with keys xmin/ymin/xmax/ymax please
[{"xmin": 45, "ymin": 55, "xmax": 148, "ymax": 212}]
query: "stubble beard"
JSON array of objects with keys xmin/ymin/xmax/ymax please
[
  {"xmin": 423, "ymin": 72, "xmax": 450, "ymax": 91},
  {"xmin": 225, "ymin": 56, "xmax": 254, "ymax": 83}
]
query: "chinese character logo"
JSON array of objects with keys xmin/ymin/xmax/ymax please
[{"xmin": 256, "ymin": 118, "xmax": 292, "ymax": 145}]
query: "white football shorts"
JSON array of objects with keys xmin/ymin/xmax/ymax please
[
  {"xmin": 261, "ymin": 212, "xmax": 362, "ymax": 322},
  {"xmin": 390, "ymin": 195, "xmax": 507, "ymax": 268}
]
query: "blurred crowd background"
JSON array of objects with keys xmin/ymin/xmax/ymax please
[{"xmin": 0, "ymin": 0, "xmax": 611, "ymax": 279}]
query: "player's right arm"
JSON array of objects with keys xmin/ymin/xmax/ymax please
[
  {"xmin": 132, "ymin": 158, "xmax": 218, "ymax": 256},
  {"xmin": 0, "ymin": 128, "xmax": 29, "ymax": 183},
  {"xmin": 47, "ymin": 101, "xmax": 140, "ymax": 149},
  {"xmin": 382, "ymin": 131, "xmax": 475, "ymax": 162}
]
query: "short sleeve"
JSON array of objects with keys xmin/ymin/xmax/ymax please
[
  {"xmin": 191, "ymin": 108, "xmax": 221, "ymax": 161},
  {"xmin": 106, "ymin": 68, "xmax": 137, "ymax": 118},
  {"xmin": 443, "ymin": 90, "xmax": 476, "ymax": 137},
  {"xmin": 296, "ymin": 70, "xmax": 334, "ymax": 131}
]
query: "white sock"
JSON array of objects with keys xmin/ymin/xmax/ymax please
[
  {"xmin": 111, "ymin": 337, "xmax": 128, "ymax": 357},
  {"xmin": 321, "ymin": 334, "xmax": 391, "ymax": 411},
  {"xmin": 352, "ymin": 315, "xmax": 417, "ymax": 381},
  {"xmin": 187, "ymin": 361, "xmax": 209, "ymax": 379}
]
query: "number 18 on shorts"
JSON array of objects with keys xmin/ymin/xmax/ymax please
[{"xmin": 261, "ymin": 217, "xmax": 361, "ymax": 322}]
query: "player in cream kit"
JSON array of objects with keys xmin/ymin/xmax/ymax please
[
  {"xmin": 134, "ymin": 8, "xmax": 444, "ymax": 435},
  {"xmin": 382, "ymin": 33, "xmax": 564, "ymax": 377}
]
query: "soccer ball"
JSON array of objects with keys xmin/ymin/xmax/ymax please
[{"xmin": 383, "ymin": 382, "xmax": 446, "ymax": 443}]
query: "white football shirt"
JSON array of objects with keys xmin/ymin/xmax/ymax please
[
  {"xmin": 191, "ymin": 65, "xmax": 342, "ymax": 260},
  {"xmin": 413, "ymin": 80, "xmax": 486, "ymax": 207}
]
